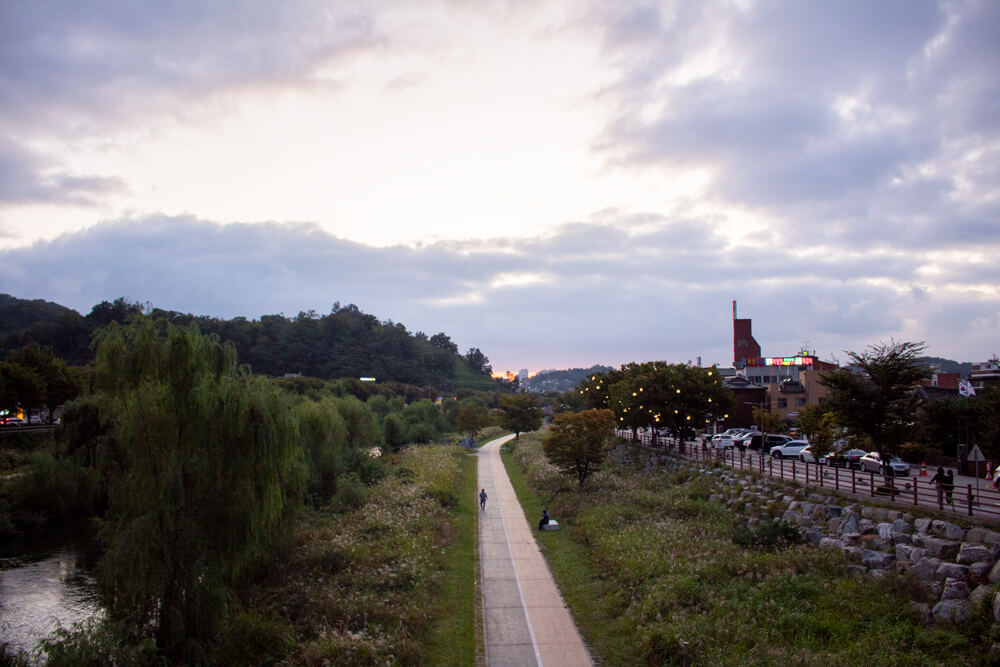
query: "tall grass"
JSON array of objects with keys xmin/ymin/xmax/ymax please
[
  {"xmin": 212, "ymin": 441, "xmax": 478, "ymax": 666},
  {"xmin": 504, "ymin": 433, "xmax": 993, "ymax": 666}
]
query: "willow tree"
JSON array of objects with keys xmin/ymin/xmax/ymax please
[{"xmin": 93, "ymin": 317, "xmax": 305, "ymax": 657}]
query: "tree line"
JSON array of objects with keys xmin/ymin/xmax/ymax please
[
  {"xmin": 538, "ymin": 343, "xmax": 1000, "ymax": 492},
  {"xmin": 0, "ymin": 294, "xmax": 503, "ymax": 391},
  {"xmin": 0, "ymin": 315, "xmax": 544, "ymax": 663}
]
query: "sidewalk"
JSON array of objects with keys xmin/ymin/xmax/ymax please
[{"xmin": 478, "ymin": 435, "xmax": 592, "ymax": 667}]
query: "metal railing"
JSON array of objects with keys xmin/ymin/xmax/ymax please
[{"xmin": 616, "ymin": 430, "xmax": 1000, "ymax": 521}]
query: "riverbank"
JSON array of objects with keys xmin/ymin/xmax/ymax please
[{"xmin": 503, "ymin": 432, "xmax": 994, "ymax": 665}]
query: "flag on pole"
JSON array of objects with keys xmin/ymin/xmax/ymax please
[{"xmin": 959, "ymin": 380, "xmax": 977, "ymax": 397}]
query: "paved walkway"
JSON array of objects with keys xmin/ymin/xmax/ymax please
[{"xmin": 477, "ymin": 435, "xmax": 592, "ymax": 667}]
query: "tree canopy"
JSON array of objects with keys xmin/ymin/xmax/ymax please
[
  {"xmin": 92, "ymin": 316, "xmax": 306, "ymax": 658},
  {"xmin": 542, "ymin": 409, "xmax": 616, "ymax": 490},
  {"xmin": 0, "ymin": 294, "xmax": 504, "ymax": 393},
  {"xmin": 820, "ymin": 340, "xmax": 930, "ymax": 457},
  {"xmin": 497, "ymin": 393, "xmax": 544, "ymax": 439}
]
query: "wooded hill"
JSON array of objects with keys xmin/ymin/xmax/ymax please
[{"xmin": 0, "ymin": 294, "xmax": 504, "ymax": 392}]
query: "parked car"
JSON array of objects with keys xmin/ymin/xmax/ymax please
[
  {"xmin": 769, "ymin": 439, "xmax": 811, "ymax": 460},
  {"xmin": 799, "ymin": 446, "xmax": 816, "ymax": 463},
  {"xmin": 858, "ymin": 452, "xmax": 910, "ymax": 476},
  {"xmin": 733, "ymin": 432, "xmax": 763, "ymax": 451},
  {"xmin": 712, "ymin": 428, "xmax": 750, "ymax": 449},
  {"xmin": 819, "ymin": 448, "xmax": 868, "ymax": 469},
  {"xmin": 764, "ymin": 434, "xmax": 793, "ymax": 449},
  {"xmin": 1, "ymin": 416, "xmax": 26, "ymax": 427}
]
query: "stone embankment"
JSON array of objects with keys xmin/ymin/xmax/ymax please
[{"xmin": 612, "ymin": 443, "xmax": 1000, "ymax": 634}]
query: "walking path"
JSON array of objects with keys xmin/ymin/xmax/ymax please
[{"xmin": 477, "ymin": 435, "xmax": 592, "ymax": 667}]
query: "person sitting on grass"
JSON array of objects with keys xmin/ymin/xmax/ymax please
[{"xmin": 539, "ymin": 509, "xmax": 550, "ymax": 530}]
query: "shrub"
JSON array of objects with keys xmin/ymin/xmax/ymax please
[
  {"xmin": 7, "ymin": 451, "xmax": 99, "ymax": 518},
  {"xmin": 330, "ymin": 472, "xmax": 368, "ymax": 512},
  {"xmin": 731, "ymin": 519, "xmax": 803, "ymax": 550}
]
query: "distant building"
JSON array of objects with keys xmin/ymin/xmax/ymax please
[
  {"xmin": 732, "ymin": 300, "xmax": 761, "ymax": 367},
  {"xmin": 728, "ymin": 301, "xmax": 839, "ymax": 422},
  {"xmin": 970, "ymin": 359, "xmax": 1000, "ymax": 392},
  {"xmin": 921, "ymin": 365, "xmax": 960, "ymax": 390}
]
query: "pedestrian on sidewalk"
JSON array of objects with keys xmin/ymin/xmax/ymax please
[
  {"xmin": 943, "ymin": 470, "xmax": 955, "ymax": 506},
  {"xmin": 930, "ymin": 467, "xmax": 947, "ymax": 508},
  {"xmin": 480, "ymin": 488, "xmax": 487, "ymax": 511}
]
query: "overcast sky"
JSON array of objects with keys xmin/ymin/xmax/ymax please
[{"xmin": 1, "ymin": 1, "xmax": 997, "ymax": 375}]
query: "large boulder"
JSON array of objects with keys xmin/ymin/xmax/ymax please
[
  {"xmin": 931, "ymin": 520, "xmax": 966, "ymax": 541},
  {"xmin": 941, "ymin": 578, "xmax": 971, "ymax": 601},
  {"xmin": 969, "ymin": 584, "xmax": 994, "ymax": 608},
  {"xmin": 862, "ymin": 549, "xmax": 895, "ymax": 570},
  {"xmin": 819, "ymin": 537, "xmax": 844, "ymax": 551},
  {"xmin": 909, "ymin": 557, "xmax": 942, "ymax": 586},
  {"xmin": 957, "ymin": 543, "xmax": 994, "ymax": 566},
  {"xmin": 932, "ymin": 599, "xmax": 970, "ymax": 623},
  {"xmin": 922, "ymin": 537, "xmax": 962, "ymax": 561},
  {"xmin": 937, "ymin": 562, "xmax": 970, "ymax": 582}
]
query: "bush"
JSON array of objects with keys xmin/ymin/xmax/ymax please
[
  {"xmin": 330, "ymin": 472, "xmax": 368, "ymax": 513},
  {"xmin": 731, "ymin": 519, "xmax": 803, "ymax": 550},
  {"xmin": 7, "ymin": 451, "xmax": 100, "ymax": 518}
]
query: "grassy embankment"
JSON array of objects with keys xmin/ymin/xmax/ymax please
[
  {"xmin": 212, "ymin": 431, "xmax": 507, "ymax": 666},
  {"xmin": 501, "ymin": 431, "xmax": 995, "ymax": 666}
]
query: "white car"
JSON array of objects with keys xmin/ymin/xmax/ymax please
[
  {"xmin": 769, "ymin": 439, "xmax": 811, "ymax": 460},
  {"xmin": 858, "ymin": 452, "xmax": 910, "ymax": 476}
]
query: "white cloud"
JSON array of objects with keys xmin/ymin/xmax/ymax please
[{"xmin": 0, "ymin": 1, "xmax": 997, "ymax": 372}]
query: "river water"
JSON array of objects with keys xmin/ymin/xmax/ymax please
[{"xmin": 0, "ymin": 522, "xmax": 101, "ymax": 660}]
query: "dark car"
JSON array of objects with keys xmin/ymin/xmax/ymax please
[
  {"xmin": 733, "ymin": 432, "xmax": 762, "ymax": 451},
  {"xmin": 764, "ymin": 434, "xmax": 793, "ymax": 448},
  {"xmin": 819, "ymin": 448, "xmax": 868, "ymax": 469}
]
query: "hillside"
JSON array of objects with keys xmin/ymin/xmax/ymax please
[
  {"xmin": 521, "ymin": 364, "xmax": 614, "ymax": 392},
  {"xmin": 0, "ymin": 294, "xmax": 503, "ymax": 392}
]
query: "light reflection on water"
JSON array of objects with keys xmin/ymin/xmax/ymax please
[{"xmin": 1, "ymin": 541, "xmax": 100, "ymax": 659}]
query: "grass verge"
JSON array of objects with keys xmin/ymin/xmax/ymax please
[{"xmin": 423, "ymin": 443, "xmax": 478, "ymax": 665}]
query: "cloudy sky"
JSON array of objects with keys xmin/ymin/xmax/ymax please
[{"xmin": 1, "ymin": 1, "xmax": 998, "ymax": 375}]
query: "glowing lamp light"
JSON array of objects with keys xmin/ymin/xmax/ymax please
[
  {"xmin": 676, "ymin": 389, "xmax": 681, "ymax": 394},
  {"xmin": 632, "ymin": 392, "xmax": 637, "ymax": 396}
]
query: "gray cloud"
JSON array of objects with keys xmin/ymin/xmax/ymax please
[
  {"xmin": 1, "ymin": 216, "xmax": 996, "ymax": 372},
  {"xmin": 0, "ymin": 139, "xmax": 125, "ymax": 205},
  {"xmin": 594, "ymin": 0, "xmax": 1000, "ymax": 253},
  {"xmin": 0, "ymin": 2, "xmax": 378, "ymax": 133}
]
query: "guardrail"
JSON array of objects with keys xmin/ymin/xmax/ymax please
[
  {"xmin": 0, "ymin": 424, "xmax": 56, "ymax": 436},
  {"xmin": 616, "ymin": 430, "xmax": 999, "ymax": 521}
]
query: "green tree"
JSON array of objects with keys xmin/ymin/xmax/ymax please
[
  {"xmin": 383, "ymin": 413, "xmax": 407, "ymax": 452},
  {"xmin": 497, "ymin": 393, "xmax": 544, "ymax": 439},
  {"xmin": 295, "ymin": 397, "xmax": 350, "ymax": 505},
  {"xmin": 542, "ymin": 409, "xmax": 616, "ymax": 490},
  {"xmin": 0, "ymin": 360, "xmax": 45, "ymax": 420},
  {"xmin": 820, "ymin": 340, "xmax": 930, "ymax": 467},
  {"xmin": 973, "ymin": 386, "xmax": 1000, "ymax": 459},
  {"xmin": 606, "ymin": 362, "xmax": 731, "ymax": 441},
  {"xmin": 752, "ymin": 406, "xmax": 786, "ymax": 435},
  {"xmin": 794, "ymin": 404, "xmax": 838, "ymax": 455},
  {"xmin": 6, "ymin": 343, "xmax": 82, "ymax": 421},
  {"xmin": 464, "ymin": 347, "xmax": 492, "ymax": 376},
  {"xmin": 92, "ymin": 317, "xmax": 305, "ymax": 658},
  {"xmin": 455, "ymin": 401, "xmax": 491, "ymax": 440}
]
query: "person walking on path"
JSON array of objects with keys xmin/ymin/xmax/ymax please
[
  {"xmin": 943, "ymin": 469, "xmax": 955, "ymax": 506},
  {"xmin": 480, "ymin": 488, "xmax": 488, "ymax": 511}
]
